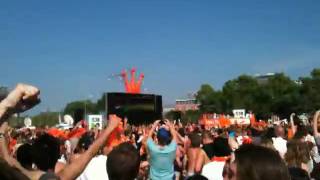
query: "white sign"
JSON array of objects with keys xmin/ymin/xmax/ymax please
[
  {"xmin": 233, "ymin": 109, "xmax": 246, "ymax": 118},
  {"xmin": 88, "ymin": 115, "xmax": 103, "ymax": 130}
]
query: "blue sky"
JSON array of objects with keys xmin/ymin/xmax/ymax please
[{"xmin": 1, "ymin": 0, "xmax": 319, "ymax": 115}]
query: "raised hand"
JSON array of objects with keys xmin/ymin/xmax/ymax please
[
  {"xmin": 164, "ymin": 119, "xmax": 173, "ymax": 128},
  {"xmin": 2, "ymin": 83, "xmax": 40, "ymax": 112},
  {"xmin": 152, "ymin": 120, "xmax": 161, "ymax": 128},
  {"xmin": 107, "ymin": 114, "xmax": 121, "ymax": 131}
]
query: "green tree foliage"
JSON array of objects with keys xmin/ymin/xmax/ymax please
[
  {"xmin": 196, "ymin": 84, "xmax": 223, "ymax": 113},
  {"xmin": 299, "ymin": 68, "xmax": 320, "ymax": 112},
  {"xmin": 96, "ymin": 94, "xmax": 106, "ymax": 113},
  {"xmin": 196, "ymin": 68, "xmax": 320, "ymax": 119},
  {"xmin": 32, "ymin": 112, "xmax": 59, "ymax": 127},
  {"xmin": 8, "ymin": 116, "xmax": 25, "ymax": 127},
  {"xmin": 64, "ymin": 100, "xmax": 98, "ymax": 116},
  {"xmin": 223, "ymin": 75, "xmax": 259, "ymax": 112}
]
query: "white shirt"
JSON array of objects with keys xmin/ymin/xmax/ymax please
[
  {"xmin": 272, "ymin": 137, "xmax": 287, "ymax": 158},
  {"xmin": 202, "ymin": 161, "xmax": 225, "ymax": 180},
  {"xmin": 76, "ymin": 155, "xmax": 108, "ymax": 180}
]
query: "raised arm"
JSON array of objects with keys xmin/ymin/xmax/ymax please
[
  {"xmin": 0, "ymin": 83, "xmax": 40, "ymax": 123},
  {"xmin": 148, "ymin": 120, "xmax": 160, "ymax": 139},
  {"xmin": 0, "ymin": 122, "xmax": 43, "ymax": 180},
  {"xmin": 57, "ymin": 115, "xmax": 120, "ymax": 180},
  {"xmin": 313, "ymin": 111, "xmax": 320, "ymax": 137},
  {"xmin": 290, "ymin": 113, "xmax": 297, "ymax": 136},
  {"xmin": 165, "ymin": 120, "xmax": 177, "ymax": 142}
]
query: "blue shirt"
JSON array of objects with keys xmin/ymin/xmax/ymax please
[{"xmin": 147, "ymin": 137, "xmax": 177, "ymax": 180}]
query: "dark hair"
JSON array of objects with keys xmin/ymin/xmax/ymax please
[
  {"xmin": 178, "ymin": 128, "xmax": 185, "ymax": 137},
  {"xmin": 235, "ymin": 144, "xmax": 290, "ymax": 180},
  {"xmin": 189, "ymin": 133, "xmax": 201, "ymax": 148},
  {"xmin": 260, "ymin": 138, "xmax": 275, "ymax": 150},
  {"xmin": 263, "ymin": 127, "xmax": 276, "ymax": 139},
  {"xmin": 293, "ymin": 126, "xmax": 308, "ymax": 140},
  {"xmin": 186, "ymin": 174, "xmax": 208, "ymax": 180},
  {"xmin": 202, "ymin": 130, "xmax": 213, "ymax": 140},
  {"xmin": 75, "ymin": 132, "xmax": 94, "ymax": 153},
  {"xmin": 32, "ymin": 133, "xmax": 60, "ymax": 171},
  {"xmin": 107, "ymin": 142, "xmax": 140, "ymax": 180},
  {"xmin": 213, "ymin": 137, "xmax": 231, "ymax": 157},
  {"xmin": 288, "ymin": 167, "xmax": 310, "ymax": 180},
  {"xmin": 285, "ymin": 140, "xmax": 310, "ymax": 168},
  {"xmin": 16, "ymin": 143, "xmax": 33, "ymax": 170}
]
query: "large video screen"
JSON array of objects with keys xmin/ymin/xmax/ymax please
[{"xmin": 106, "ymin": 93, "xmax": 162, "ymax": 125}]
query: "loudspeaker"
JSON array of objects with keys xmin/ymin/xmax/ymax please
[{"xmin": 106, "ymin": 93, "xmax": 163, "ymax": 125}]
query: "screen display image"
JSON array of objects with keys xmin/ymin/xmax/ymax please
[{"xmin": 106, "ymin": 93, "xmax": 162, "ymax": 125}]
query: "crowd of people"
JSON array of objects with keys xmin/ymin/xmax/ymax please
[{"xmin": 1, "ymin": 83, "xmax": 320, "ymax": 180}]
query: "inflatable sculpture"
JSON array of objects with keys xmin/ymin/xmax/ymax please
[{"xmin": 121, "ymin": 68, "xmax": 144, "ymax": 94}]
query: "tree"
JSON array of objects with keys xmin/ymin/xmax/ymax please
[
  {"xmin": 196, "ymin": 71, "xmax": 315, "ymax": 120},
  {"xmin": 265, "ymin": 73, "xmax": 300, "ymax": 118},
  {"xmin": 32, "ymin": 112, "xmax": 59, "ymax": 127},
  {"xmin": 299, "ymin": 68, "xmax": 320, "ymax": 112},
  {"xmin": 196, "ymin": 84, "xmax": 223, "ymax": 113},
  {"xmin": 96, "ymin": 94, "xmax": 106, "ymax": 113},
  {"xmin": 64, "ymin": 100, "xmax": 98, "ymax": 117},
  {"xmin": 222, "ymin": 75, "xmax": 259, "ymax": 112}
]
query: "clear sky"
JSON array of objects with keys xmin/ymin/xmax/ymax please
[{"xmin": 1, "ymin": 0, "xmax": 319, "ymax": 115}]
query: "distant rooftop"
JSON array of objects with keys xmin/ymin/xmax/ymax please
[
  {"xmin": 254, "ymin": 73, "xmax": 276, "ymax": 85},
  {"xmin": 254, "ymin": 73, "xmax": 276, "ymax": 78}
]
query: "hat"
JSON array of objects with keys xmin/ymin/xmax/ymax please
[{"xmin": 157, "ymin": 128, "xmax": 171, "ymax": 145}]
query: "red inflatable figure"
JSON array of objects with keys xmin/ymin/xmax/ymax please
[{"xmin": 121, "ymin": 68, "xmax": 144, "ymax": 94}]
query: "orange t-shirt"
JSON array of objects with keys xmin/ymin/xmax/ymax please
[{"xmin": 288, "ymin": 128, "xmax": 294, "ymax": 139}]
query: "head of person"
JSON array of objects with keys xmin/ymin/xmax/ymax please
[
  {"xmin": 213, "ymin": 136, "xmax": 231, "ymax": 157},
  {"xmin": 264, "ymin": 127, "xmax": 276, "ymax": 139},
  {"xmin": 16, "ymin": 143, "xmax": 33, "ymax": 170},
  {"xmin": 189, "ymin": 132, "xmax": 201, "ymax": 148},
  {"xmin": 288, "ymin": 167, "xmax": 309, "ymax": 180},
  {"xmin": 275, "ymin": 125, "xmax": 285, "ymax": 138},
  {"xmin": 32, "ymin": 133, "xmax": 60, "ymax": 171},
  {"xmin": 157, "ymin": 127, "xmax": 171, "ymax": 146},
  {"xmin": 187, "ymin": 174, "xmax": 208, "ymax": 180},
  {"xmin": 259, "ymin": 138, "xmax": 275, "ymax": 150},
  {"xmin": 107, "ymin": 142, "xmax": 140, "ymax": 180},
  {"xmin": 285, "ymin": 140, "xmax": 310, "ymax": 168},
  {"xmin": 292, "ymin": 126, "xmax": 308, "ymax": 141},
  {"xmin": 202, "ymin": 130, "xmax": 213, "ymax": 144},
  {"xmin": 224, "ymin": 144, "xmax": 290, "ymax": 180},
  {"xmin": 74, "ymin": 132, "xmax": 94, "ymax": 153}
]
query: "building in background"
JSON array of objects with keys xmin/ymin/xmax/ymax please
[
  {"xmin": 175, "ymin": 98, "xmax": 199, "ymax": 112},
  {"xmin": 163, "ymin": 105, "xmax": 175, "ymax": 114},
  {"xmin": 254, "ymin": 73, "xmax": 275, "ymax": 85}
]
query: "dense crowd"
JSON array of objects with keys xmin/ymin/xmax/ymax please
[{"xmin": 1, "ymin": 84, "xmax": 320, "ymax": 180}]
